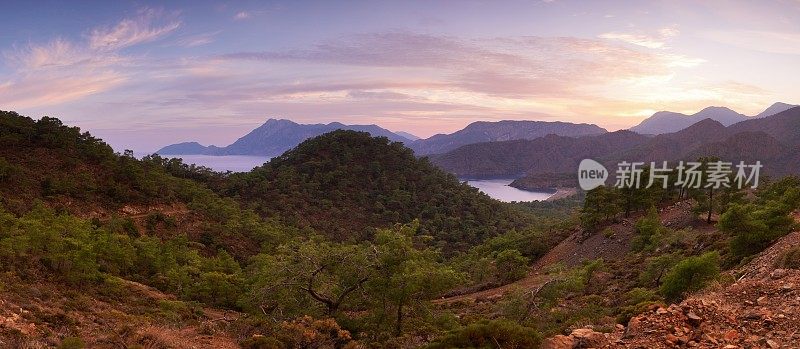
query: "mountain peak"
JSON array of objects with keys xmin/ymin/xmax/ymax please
[
  {"xmin": 696, "ymin": 106, "xmax": 735, "ymax": 113},
  {"xmin": 686, "ymin": 118, "xmax": 725, "ymax": 129},
  {"xmin": 411, "ymin": 120, "xmax": 606, "ymax": 155},
  {"xmin": 755, "ymin": 102, "xmax": 798, "ymax": 118},
  {"xmin": 394, "ymin": 131, "xmax": 420, "ymax": 141},
  {"xmin": 158, "ymin": 119, "xmax": 412, "ymax": 156},
  {"xmin": 632, "ymin": 106, "xmax": 747, "ymax": 135},
  {"xmin": 659, "ymin": 118, "xmax": 727, "ymax": 144},
  {"xmin": 261, "ymin": 118, "xmax": 296, "ymax": 126},
  {"xmin": 157, "ymin": 141, "xmax": 210, "ymax": 155},
  {"xmin": 693, "ymin": 106, "xmax": 743, "ymax": 119}
]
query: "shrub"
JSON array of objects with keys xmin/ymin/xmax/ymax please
[
  {"xmin": 105, "ymin": 216, "xmax": 138, "ymax": 236},
  {"xmin": 157, "ymin": 300, "xmax": 200, "ymax": 323},
  {"xmin": 660, "ymin": 252, "xmax": 720, "ymax": 301},
  {"xmin": 616, "ymin": 288, "xmax": 661, "ymax": 324},
  {"xmin": 495, "ymin": 249, "xmax": 529, "ymax": 283},
  {"xmin": 632, "ymin": 207, "xmax": 664, "ymax": 251},
  {"xmin": 638, "ymin": 253, "xmax": 681, "ymax": 287},
  {"xmin": 719, "ymin": 181, "xmax": 800, "ymax": 261},
  {"xmin": 188, "ymin": 271, "xmax": 242, "ymax": 308},
  {"xmin": 270, "ymin": 316, "xmax": 358, "ymax": 349},
  {"xmin": 145, "ymin": 212, "xmax": 177, "ymax": 232},
  {"xmin": 777, "ymin": 246, "xmax": 800, "ymax": 269},
  {"xmin": 578, "ymin": 258, "xmax": 605, "ymax": 289},
  {"xmin": 241, "ymin": 336, "xmax": 284, "ymax": 349},
  {"xmin": 97, "ymin": 276, "xmax": 130, "ymax": 300},
  {"xmin": 58, "ymin": 337, "xmax": 84, "ymax": 349},
  {"xmin": 425, "ymin": 319, "xmax": 541, "ymax": 349},
  {"xmin": 497, "ymin": 287, "xmax": 530, "ymax": 321},
  {"xmin": 0, "ymin": 157, "xmax": 17, "ymax": 181}
]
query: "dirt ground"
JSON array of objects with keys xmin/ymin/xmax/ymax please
[
  {"xmin": 0, "ymin": 275, "xmax": 242, "ymax": 348},
  {"xmin": 541, "ymin": 211, "xmax": 800, "ymax": 348},
  {"xmin": 438, "ymin": 200, "xmax": 706, "ymax": 305}
]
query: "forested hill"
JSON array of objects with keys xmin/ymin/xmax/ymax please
[
  {"xmin": 0, "ymin": 110, "xmax": 286, "ymax": 259},
  {"xmin": 0, "ymin": 110, "xmax": 562, "ymax": 347},
  {"xmin": 0, "ymin": 110, "xmax": 172, "ymax": 212},
  {"xmin": 0, "ymin": 109, "xmax": 521, "ymax": 253},
  {"xmin": 0, "ymin": 110, "xmax": 231, "ymax": 212},
  {"xmin": 224, "ymin": 130, "xmax": 522, "ymax": 251}
]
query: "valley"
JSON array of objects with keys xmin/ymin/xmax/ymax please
[
  {"xmin": 4, "ymin": 2, "xmax": 800, "ymax": 348},
  {"xmin": 2, "ymin": 106, "xmax": 800, "ymax": 348}
]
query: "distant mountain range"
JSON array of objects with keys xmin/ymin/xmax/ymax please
[
  {"xmin": 408, "ymin": 120, "xmax": 607, "ymax": 155},
  {"xmin": 430, "ymin": 130, "xmax": 648, "ymax": 178},
  {"xmin": 158, "ymin": 119, "xmax": 608, "ymax": 158},
  {"xmin": 629, "ymin": 102, "xmax": 797, "ymax": 135},
  {"xmin": 158, "ymin": 119, "xmax": 413, "ymax": 156},
  {"xmin": 158, "ymin": 103, "xmax": 796, "ymax": 169},
  {"xmin": 395, "ymin": 131, "xmax": 420, "ymax": 141},
  {"xmin": 432, "ymin": 106, "xmax": 800, "ymax": 179}
]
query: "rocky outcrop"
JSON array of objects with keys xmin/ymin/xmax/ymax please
[
  {"xmin": 541, "ymin": 328, "xmax": 612, "ymax": 349},
  {"xmin": 542, "ymin": 229, "xmax": 800, "ymax": 348}
]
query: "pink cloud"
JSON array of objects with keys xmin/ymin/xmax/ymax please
[
  {"xmin": 89, "ymin": 7, "xmax": 180, "ymax": 51},
  {"xmin": 1, "ymin": 7, "xmax": 179, "ymax": 109},
  {"xmin": 218, "ymin": 32, "xmax": 697, "ymax": 99},
  {"xmin": 599, "ymin": 25, "xmax": 680, "ymax": 49}
]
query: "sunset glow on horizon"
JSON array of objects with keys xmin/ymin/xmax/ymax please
[{"xmin": 2, "ymin": 0, "xmax": 799, "ymax": 152}]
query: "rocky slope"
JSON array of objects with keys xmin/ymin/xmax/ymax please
[{"xmin": 542, "ymin": 213, "xmax": 800, "ymax": 349}]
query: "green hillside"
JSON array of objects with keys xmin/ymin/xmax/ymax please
[
  {"xmin": 224, "ymin": 130, "xmax": 523, "ymax": 251},
  {"xmin": 0, "ymin": 112, "xmax": 566, "ymax": 347}
]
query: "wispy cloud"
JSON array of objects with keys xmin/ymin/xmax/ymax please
[
  {"xmin": 220, "ymin": 32, "xmax": 498, "ymax": 68},
  {"xmin": 1, "ymin": 23, "xmax": 770, "ymax": 147},
  {"xmin": 599, "ymin": 26, "xmax": 680, "ymax": 49},
  {"xmin": 0, "ymin": 70, "xmax": 125, "ymax": 109},
  {"xmin": 175, "ymin": 31, "xmax": 220, "ymax": 47},
  {"xmin": 87, "ymin": 30, "xmax": 721, "ymax": 141},
  {"xmin": 233, "ymin": 11, "xmax": 251, "ymax": 20},
  {"xmin": 218, "ymin": 32, "xmax": 699, "ymax": 99},
  {"xmin": 89, "ymin": 8, "xmax": 180, "ymax": 51},
  {"xmin": 0, "ymin": 7, "xmax": 181, "ymax": 109},
  {"xmin": 5, "ymin": 38, "xmax": 85, "ymax": 69}
]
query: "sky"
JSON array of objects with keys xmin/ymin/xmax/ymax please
[{"xmin": 1, "ymin": 0, "xmax": 799, "ymax": 152}]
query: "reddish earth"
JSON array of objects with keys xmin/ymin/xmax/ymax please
[
  {"xmin": 438, "ymin": 200, "xmax": 704, "ymax": 304},
  {"xmin": 541, "ymin": 213, "xmax": 800, "ymax": 349},
  {"xmin": 0, "ymin": 275, "xmax": 242, "ymax": 348},
  {"xmin": 439, "ymin": 202, "xmax": 800, "ymax": 348},
  {"xmin": 0, "ymin": 205, "xmax": 245, "ymax": 348}
]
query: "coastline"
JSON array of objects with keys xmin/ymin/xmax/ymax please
[{"xmin": 545, "ymin": 187, "xmax": 578, "ymax": 201}]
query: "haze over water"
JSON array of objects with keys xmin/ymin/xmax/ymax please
[
  {"xmin": 465, "ymin": 179, "xmax": 554, "ymax": 202},
  {"xmin": 163, "ymin": 155, "xmax": 552, "ymax": 202},
  {"xmin": 159, "ymin": 154, "xmax": 271, "ymax": 173}
]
